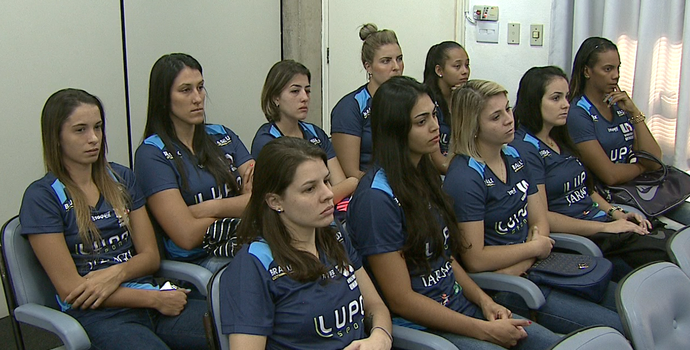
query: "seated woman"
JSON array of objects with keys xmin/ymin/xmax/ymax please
[
  {"xmin": 423, "ymin": 40, "xmax": 471, "ymax": 172},
  {"xmin": 135, "ymin": 53, "xmax": 255, "ymax": 271},
  {"xmin": 219, "ymin": 137, "xmax": 392, "ymax": 350},
  {"xmin": 251, "ymin": 60, "xmax": 358, "ymax": 216},
  {"xmin": 331, "ymin": 23, "xmax": 404, "ymax": 179},
  {"xmin": 443, "ymin": 79, "xmax": 624, "ymax": 334},
  {"xmin": 511, "ymin": 66, "xmax": 669, "ymax": 279},
  {"xmin": 19, "ymin": 88, "xmax": 208, "ymax": 350},
  {"xmin": 347, "ymin": 76, "xmax": 559, "ymax": 349},
  {"xmin": 567, "ymin": 37, "xmax": 690, "ymax": 225}
]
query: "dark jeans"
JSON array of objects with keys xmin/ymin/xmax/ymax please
[{"xmin": 70, "ymin": 299, "xmax": 209, "ymax": 350}]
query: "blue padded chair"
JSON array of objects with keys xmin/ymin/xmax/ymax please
[
  {"xmin": 616, "ymin": 261, "xmax": 690, "ymax": 350},
  {"xmin": 206, "ymin": 265, "xmax": 458, "ymax": 350},
  {"xmin": 548, "ymin": 326, "xmax": 631, "ymax": 350},
  {"xmin": 667, "ymin": 225, "xmax": 690, "ymax": 277},
  {"xmin": 0, "ymin": 216, "xmax": 212, "ymax": 350}
]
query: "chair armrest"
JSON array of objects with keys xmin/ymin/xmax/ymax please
[
  {"xmin": 551, "ymin": 233, "xmax": 603, "ymax": 257},
  {"xmin": 469, "ymin": 272, "xmax": 545, "ymax": 309},
  {"xmin": 14, "ymin": 303, "xmax": 90, "ymax": 350},
  {"xmin": 158, "ymin": 260, "xmax": 213, "ymax": 297},
  {"xmin": 392, "ymin": 324, "xmax": 457, "ymax": 350}
]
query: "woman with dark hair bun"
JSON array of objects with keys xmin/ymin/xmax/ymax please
[
  {"xmin": 219, "ymin": 137, "xmax": 392, "ymax": 350},
  {"xmin": 135, "ymin": 53, "xmax": 255, "ymax": 271},
  {"xmin": 20, "ymin": 88, "xmax": 208, "ymax": 350},
  {"xmin": 331, "ymin": 23, "xmax": 404, "ymax": 179},
  {"xmin": 567, "ymin": 37, "xmax": 690, "ymax": 225},
  {"xmin": 348, "ymin": 76, "xmax": 559, "ymax": 349}
]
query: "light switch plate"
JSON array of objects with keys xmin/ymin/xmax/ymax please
[
  {"xmin": 508, "ymin": 23, "xmax": 520, "ymax": 44},
  {"xmin": 530, "ymin": 24, "xmax": 544, "ymax": 46},
  {"xmin": 477, "ymin": 21, "xmax": 499, "ymax": 43}
]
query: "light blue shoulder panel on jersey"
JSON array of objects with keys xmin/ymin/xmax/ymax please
[
  {"xmin": 468, "ymin": 158, "xmax": 487, "ymax": 178},
  {"xmin": 268, "ymin": 124, "xmax": 282, "ymax": 138},
  {"xmin": 248, "ymin": 240, "xmax": 275, "ymax": 270},
  {"xmin": 503, "ymin": 145, "xmax": 520, "ymax": 159},
  {"xmin": 354, "ymin": 88, "xmax": 371, "ymax": 115},
  {"xmin": 206, "ymin": 124, "xmax": 228, "ymax": 136},
  {"xmin": 143, "ymin": 134, "xmax": 165, "ymax": 149},
  {"xmin": 576, "ymin": 97, "xmax": 597, "ymax": 121},
  {"xmin": 299, "ymin": 121, "xmax": 318, "ymax": 139},
  {"xmin": 522, "ymin": 133, "xmax": 541, "ymax": 150},
  {"xmin": 371, "ymin": 169, "xmax": 394, "ymax": 198},
  {"xmin": 50, "ymin": 179, "xmax": 69, "ymax": 208}
]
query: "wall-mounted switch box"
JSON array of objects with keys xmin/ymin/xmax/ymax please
[
  {"xmin": 473, "ymin": 5, "xmax": 499, "ymax": 21},
  {"xmin": 530, "ymin": 24, "xmax": 544, "ymax": 46},
  {"xmin": 477, "ymin": 21, "xmax": 499, "ymax": 43},
  {"xmin": 508, "ymin": 23, "xmax": 520, "ymax": 44}
]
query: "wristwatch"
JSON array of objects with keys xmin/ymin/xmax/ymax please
[{"xmin": 607, "ymin": 206, "xmax": 625, "ymax": 217}]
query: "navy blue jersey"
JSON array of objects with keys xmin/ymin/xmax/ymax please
[
  {"xmin": 330, "ymin": 84, "xmax": 372, "ymax": 171},
  {"xmin": 568, "ymin": 95, "xmax": 635, "ymax": 164},
  {"xmin": 511, "ymin": 127, "xmax": 606, "ymax": 222},
  {"xmin": 444, "ymin": 146, "xmax": 537, "ymax": 246},
  {"xmin": 219, "ymin": 231, "xmax": 364, "ymax": 349},
  {"xmin": 435, "ymin": 101, "xmax": 450, "ymax": 156},
  {"xmin": 347, "ymin": 167, "xmax": 477, "ymax": 325},
  {"xmin": 19, "ymin": 163, "xmax": 156, "ymax": 310},
  {"xmin": 251, "ymin": 121, "xmax": 337, "ymax": 160},
  {"xmin": 134, "ymin": 124, "xmax": 252, "ymax": 260}
]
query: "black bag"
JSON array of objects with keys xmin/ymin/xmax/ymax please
[
  {"xmin": 527, "ymin": 252, "xmax": 613, "ymax": 303},
  {"xmin": 590, "ymin": 218, "xmax": 673, "ymax": 269},
  {"xmin": 603, "ymin": 151, "xmax": 690, "ymax": 217}
]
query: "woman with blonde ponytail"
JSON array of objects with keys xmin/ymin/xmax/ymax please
[{"xmin": 19, "ymin": 88, "xmax": 208, "ymax": 350}]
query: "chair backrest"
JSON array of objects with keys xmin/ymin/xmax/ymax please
[
  {"xmin": 616, "ymin": 261, "xmax": 690, "ymax": 350},
  {"xmin": 1, "ymin": 216, "xmax": 60, "ymax": 310},
  {"xmin": 207, "ymin": 265, "xmax": 229, "ymax": 350},
  {"xmin": 668, "ymin": 225, "xmax": 690, "ymax": 277},
  {"xmin": 548, "ymin": 326, "xmax": 632, "ymax": 350}
]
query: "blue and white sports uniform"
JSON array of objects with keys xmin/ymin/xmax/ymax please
[
  {"xmin": 444, "ymin": 146, "xmax": 537, "ymax": 246},
  {"xmin": 511, "ymin": 126, "xmax": 606, "ymax": 222},
  {"xmin": 330, "ymin": 84, "xmax": 372, "ymax": 171},
  {"xmin": 347, "ymin": 167, "xmax": 478, "ymax": 327},
  {"xmin": 220, "ymin": 231, "xmax": 365, "ymax": 349},
  {"xmin": 567, "ymin": 95, "xmax": 635, "ymax": 164},
  {"xmin": 435, "ymin": 101, "xmax": 450, "ymax": 156},
  {"xmin": 251, "ymin": 121, "xmax": 337, "ymax": 160},
  {"xmin": 134, "ymin": 124, "xmax": 252, "ymax": 261},
  {"xmin": 19, "ymin": 163, "xmax": 155, "ymax": 308}
]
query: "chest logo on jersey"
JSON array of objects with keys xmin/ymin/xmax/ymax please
[
  {"xmin": 314, "ymin": 295, "xmax": 364, "ymax": 339},
  {"xmin": 363, "ymin": 107, "xmax": 371, "ymax": 119},
  {"xmin": 620, "ymin": 122, "xmax": 634, "ymax": 141},
  {"xmin": 616, "ymin": 109, "xmax": 626, "ymax": 117},
  {"xmin": 163, "ymin": 150, "xmax": 174, "ymax": 160},
  {"xmin": 607, "ymin": 126, "xmax": 620, "ymax": 133},
  {"xmin": 495, "ymin": 202, "xmax": 529, "ymax": 235},
  {"xmin": 506, "ymin": 179, "xmax": 529, "ymax": 201},
  {"xmin": 590, "ymin": 114, "xmax": 599, "ymax": 121},
  {"xmin": 309, "ymin": 137, "xmax": 322, "ymax": 146},
  {"xmin": 421, "ymin": 260, "xmax": 453, "ymax": 288},
  {"xmin": 539, "ymin": 149, "xmax": 551, "ymax": 158},
  {"xmin": 269, "ymin": 264, "xmax": 292, "ymax": 280},
  {"xmin": 511, "ymin": 160, "xmax": 525, "ymax": 172},
  {"xmin": 484, "ymin": 178, "xmax": 495, "ymax": 187},
  {"xmin": 216, "ymin": 135, "xmax": 232, "ymax": 147}
]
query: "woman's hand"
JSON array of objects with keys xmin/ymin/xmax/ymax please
[
  {"xmin": 343, "ymin": 329, "xmax": 392, "ymax": 350},
  {"xmin": 480, "ymin": 318, "xmax": 530, "ymax": 348},
  {"xmin": 529, "ymin": 227, "xmax": 554, "ymax": 260},
  {"xmin": 66, "ymin": 265, "xmax": 125, "ymax": 309},
  {"xmin": 153, "ymin": 289, "xmax": 189, "ymax": 316},
  {"xmin": 480, "ymin": 300, "xmax": 512, "ymax": 321},
  {"xmin": 604, "ymin": 86, "xmax": 641, "ymax": 116},
  {"xmin": 603, "ymin": 217, "xmax": 650, "ymax": 235}
]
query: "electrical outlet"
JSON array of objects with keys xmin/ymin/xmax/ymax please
[
  {"xmin": 508, "ymin": 23, "xmax": 520, "ymax": 44},
  {"xmin": 530, "ymin": 24, "xmax": 544, "ymax": 46}
]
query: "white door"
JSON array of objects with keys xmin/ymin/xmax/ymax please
[{"xmin": 323, "ymin": 0, "xmax": 464, "ymax": 131}]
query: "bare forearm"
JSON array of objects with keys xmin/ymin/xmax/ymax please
[
  {"xmin": 331, "ymin": 177, "xmax": 358, "ymax": 203},
  {"xmin": 462, "ymin": 243, "xmax": 540, "ymax": 273},
  {"xmin": 546, "ymin": 211, "xmax": 604, "ymax": 237},
  {"xmin": 493, "ymin": 258, "xmax": 536, "ymax": 276}
]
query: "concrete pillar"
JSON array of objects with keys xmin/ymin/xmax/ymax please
[{"xmin": 281, "ymin": 0, "xmax": 323, "ymax": 126}]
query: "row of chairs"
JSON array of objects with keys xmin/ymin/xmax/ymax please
[{"xmin": 2, "ymin": 214, "xmax": 689, "ymax": 350}]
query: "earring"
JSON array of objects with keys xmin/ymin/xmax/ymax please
[
  {"xmin": 584, "ymin": 75, "xmax": 590, "ymax": 79},
  {"xmin": 438, "ymin": 74, "xmax": 443, "ymax": 78},
  {"xmin": 275, "ymin": 208, "xmax": 283, "ymax": 213}
]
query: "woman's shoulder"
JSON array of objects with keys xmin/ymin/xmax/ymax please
[
  {"xmin": 23, "ymin": 172, "xmax": 59, "ymax": 198},
  {"xmin": 332, "ymin": 84, "xmax": 370, "ymax": 114}
]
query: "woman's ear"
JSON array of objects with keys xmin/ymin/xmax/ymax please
[
  {"xmin": 265, "ymin": 193, "xmax": 283, "ymax": 212},
  {"xmin": 435, "ymin": 64, "xmax": 443, "ymax": 78},
  {"xmin": 583, "ymin": 66, "xmax": 591, "ymax": 79}
]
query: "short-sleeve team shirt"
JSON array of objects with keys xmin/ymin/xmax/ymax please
[
  {"xmin": 567, "ymin": 95, "xmax": 635, "ymax": 164},
  {"xmin": 251, "ymin": 121, "xmax": 337, "ymax": 160},
  {"xmin": 219, "ymin": 231, "xmax": 364, "ymax": 349},
  {"xmin": 134, "ymin": 124, "xmax": 252, "ymax": 260},
  {"xmin": 511, "ymin": 126, "xmax": 607, "ymax": 222},
  {"xmin": 435, "ymin": 101, "xmax": 451, "ymax": 156},
  {"xmin": 347, "ymin": 167, "xmax": 477, "ymax": 326},
  {"xmin": 330, "ymin": 84, "xmax": 372, "ymax": 171},
  {"xmin": 19, "ymin": 163, "xmax": 155, "ymax": 311},
  {"xmin": 444, "ymin": 146, "xmax": 537, "ymax": 246}
]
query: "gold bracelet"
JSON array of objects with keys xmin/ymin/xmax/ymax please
[
  {"xmin": 629, "ymin": 113, "xmax": 646, "ymax": 124},
  {"xmin": 371, "ymin": 326, "xmax": 393, "ymax": 343}
]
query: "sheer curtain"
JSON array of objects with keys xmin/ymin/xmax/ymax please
[{"xmin": 550, "ymin": 0, "xmax": 690, "ymax": 171}]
